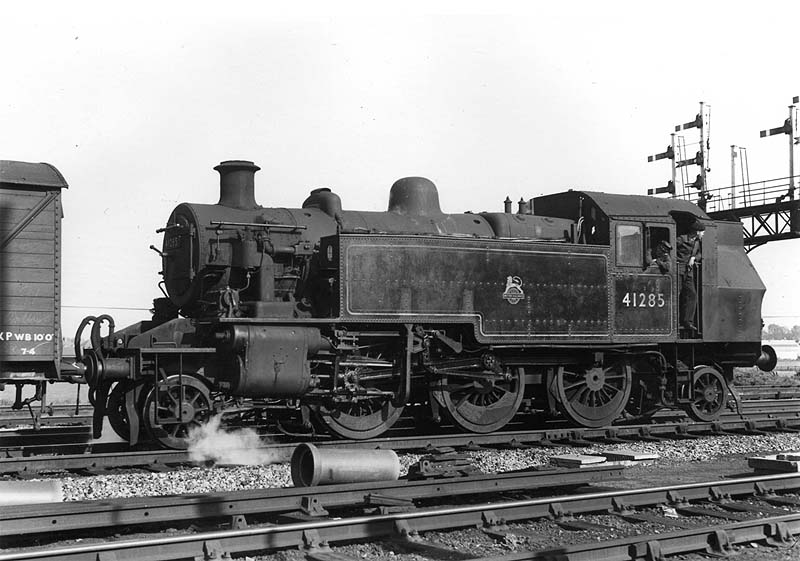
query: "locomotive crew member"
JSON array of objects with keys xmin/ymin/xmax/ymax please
[
  {"xmin": 677, "ymin": 218, "xmax": 705, "ymax": 331},
  {"xmin": 650, "ymin": 240, "xmax": 672, "ymax": 274}
]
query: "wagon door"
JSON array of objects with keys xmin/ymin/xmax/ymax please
[{"xmin": 612, "ymin": 221, "xmax": 675, "ymax": 339}]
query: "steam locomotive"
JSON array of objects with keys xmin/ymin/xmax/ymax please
[{"xmin": 1, "ymin": 159, "xmax": 776, "ymax": 449}]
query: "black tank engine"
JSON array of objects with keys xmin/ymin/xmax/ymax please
[{"xmin": 77, "ymin": 160, "xmax": 775, "ymax": 448}]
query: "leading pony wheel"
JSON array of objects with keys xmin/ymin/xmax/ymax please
[
  {"xmin": 142, "ymin": 374, "xmax": 212, "ymax": 449},
  {"xmin": 106, "ymin": 381, "xmax": 149, "ymax": 442},
  {"xmin": 552, "ymin": 361, "xmax": 632, "ymax": 428}
]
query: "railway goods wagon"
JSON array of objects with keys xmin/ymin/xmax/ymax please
[
  {"xmin": 76, "ymin": 160, "xmax": 775, "ymax": 448},
  {"xmin": 0, "ymin": 160, "xmax": 68, "ymax": 412}
]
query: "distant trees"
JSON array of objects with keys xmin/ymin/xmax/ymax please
[{"xmin": 762, "ymin": 324, "xmax": 800, "ymax": 340}]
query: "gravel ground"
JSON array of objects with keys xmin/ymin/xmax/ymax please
[{"xmin": 19, "ymin": 432, "xmax": 799, "ymax": 502}]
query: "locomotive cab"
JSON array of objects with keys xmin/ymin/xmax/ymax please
[{"xmin": 532, "ymin": 190, "xmax": 722, "ymax": 339}]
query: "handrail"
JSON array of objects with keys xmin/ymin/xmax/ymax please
[{"xmin": 672, "ymin": 175, "xmax": 796, "ymax": 213}]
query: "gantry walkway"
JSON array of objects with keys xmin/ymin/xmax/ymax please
[{"xmin": 674, "ymin": 176, "xmax": 800, "ymax": 251}]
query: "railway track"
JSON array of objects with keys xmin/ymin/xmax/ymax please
[
  {"xmin": 735, "ymin": 384, "xmax": 800, "ymax": 400},
  {"xmin": 0, "ymin": 464, "xmax": 623, "ymax": 538},
  {"xmin": 2, "ymin": 468, "xmax": 799, "ymax": 560},
  {"xmin": 0, "ymin": 404, "xmax": 92, "ymax": 429},
  {"xmin": 0, "ymin": 385, "xmax": 793, "ymax": 426},
  {"xmin": 1, "ymin": 387, "xmax": 796, "ymax": 452},
  {"xmin": 2, "ymin": 410, "xmax": 800, "ymax": 476},
  {"xmin": 0, "ymin": 426, "xmax": 93, "ymax": 449}
]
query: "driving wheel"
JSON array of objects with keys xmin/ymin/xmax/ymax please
[
  {"xmin": 317, "ymin": 395, "xmax": 404, "ymax": 440},
  {"xmin": 431, "ymin": 367, "xmax": 525, "ymax": 433},
  {"xmin": 316, "ymin": 355, "xmax": 405, "ymax": 440},
  {"xmin": 552, "ymin": 361, "xmax": 632, "ymax": 428}
]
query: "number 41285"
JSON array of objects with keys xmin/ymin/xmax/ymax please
[{"xmin": 622, "ymin": 292, "xmax": 665, "ymax": 308}]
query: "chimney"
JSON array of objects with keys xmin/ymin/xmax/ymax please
[{"xmin": 215, "ymin": 160, "xmax": 260, "ymax": 210}]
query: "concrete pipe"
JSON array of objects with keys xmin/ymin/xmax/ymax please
[
  {"xmin": 291, "ymin": 442, "xmax": 400, "ymax": 487},
  {"xmin": 0, "ymin": 480, "xmax": 63, "ymax": 505}
]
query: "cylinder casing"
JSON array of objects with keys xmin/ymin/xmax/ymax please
[{"xmin": 208, "ymin": 325, "xmax": 327, "ymax": 396}]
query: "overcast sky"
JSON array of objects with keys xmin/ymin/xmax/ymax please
[{"xmin": 2, "ymin": 0, "xmax": 799, "ymax": 332}]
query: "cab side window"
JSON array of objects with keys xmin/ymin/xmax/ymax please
[
  {"xmin": 647, "ymin": 226, "xmax": 671, "ymax": 257},
  {"xmin": 647, "ymin": 226, "xmax": 672, "ymax": 273},
  {"xmin": 616, "ymin": 224, "xmax": 641, "ymax": 266}
]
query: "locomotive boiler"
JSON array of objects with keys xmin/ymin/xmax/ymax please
[{"xmin": 77, "ymin": 160, "xmax": 775, "ymax": 448}]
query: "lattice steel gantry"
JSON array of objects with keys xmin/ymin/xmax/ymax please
[{"xmin": 648, "ymin": 97, "xmax": 799, "ymax": 251}]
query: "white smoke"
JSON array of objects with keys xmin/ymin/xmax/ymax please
[{"xmin": 186, "ymin": 415, "xmax": 280, "ymax": 466}]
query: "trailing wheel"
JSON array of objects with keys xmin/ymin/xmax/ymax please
[
  {"xmin": 142, "ymin": 374, "xmax": 213, "ymax": 449},
  {"xmin": 431, "ymin": 366, "xmax": 525, "ymax": 433},
  {"xmin": 684, "ymin": 365, "xmax": 728, "ymax": 422},
  {"xmin": 551, "ymin": 361, "xmax": 632, "ymax": 428}
]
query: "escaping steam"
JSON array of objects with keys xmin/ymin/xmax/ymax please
[{"xmin": 187, "ymin": 415, "xmax": 279, "ymax": 465}]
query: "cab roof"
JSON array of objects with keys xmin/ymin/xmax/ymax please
[{"xmin": 534, "ymin": 190, "xmax": 708, "ymax": 220}]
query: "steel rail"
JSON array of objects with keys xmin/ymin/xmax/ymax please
[
  {"xmin": 0, "ymin": 465, "xmax": 623, "ymax": 537},
  {"xmin": 1, "ymin": 472, "xmax": 799, "ymax": 560},
  {"xmin": 2, "ymin": 412, "xmax": 800, "ymax": 475},
  {"xmin": 0, "ymin": 447, "xmax": 202, "ymax": 475}
]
